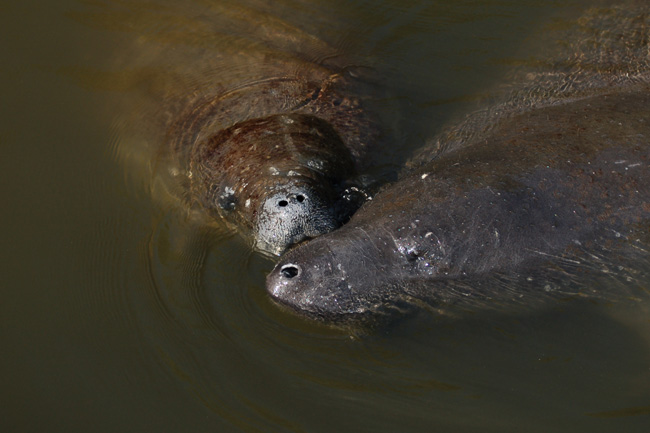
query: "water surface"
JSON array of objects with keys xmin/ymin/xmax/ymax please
[{"xmin": 2, "ymin": 1, "xmax": 649, "ymax": 432}]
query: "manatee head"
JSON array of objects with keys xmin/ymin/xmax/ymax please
[
  {"xmin": 266, "ymin": 225, "xmax": 416, "ymax": 321},
  {"xmin": 191, "ymin": 113, "xmax": 362, "ymax": 256}
]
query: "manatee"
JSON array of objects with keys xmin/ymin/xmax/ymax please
[
  {"xmin": 166, "ymin": 58, "xmax": 385, "ymax": 257},
  {"xmin": 113, "ymin": 3, "xmax": 387, "ymax": 256},
  {"xmin": 266, "ymin": 2, "xmax": 650, "ymax": 321}
]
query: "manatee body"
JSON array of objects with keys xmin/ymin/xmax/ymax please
[
  {"xmin": 167, "ymin": 62, "xmax": 383, "ymax": 256},
  {"xmin": 267, "ymin": 85, "xmax": 650, "ymax": 321},
  {"xmin": 117, "ymin": 3, "xmax": 386, "ymax": 256},
  {"xmin": 266, "ymin": 0, "xmax": 650, "ymax": 321}
]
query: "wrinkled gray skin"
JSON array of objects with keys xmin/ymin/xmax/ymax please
[{"xmin": 267, "ymin": 2, "xmax": 650, "ymax": 321}]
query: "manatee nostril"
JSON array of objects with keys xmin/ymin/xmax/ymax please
[
  {"xmin": 406, "ymin": 251, "xmax": 419, "ymax": 263},
  {"xmin": 280, "ymin": 264, "xmax": 300, "ymax": 279},
  {"xmin": 278, "ymin": 200, "xmax": 288, "ymax": 207},
  {"xmin": 296, "ymin": 194, "xmax": 305, "ymax": 203}
]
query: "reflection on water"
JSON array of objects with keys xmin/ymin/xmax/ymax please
[{"xmin": 2, "ymin": 0, "xmax": 650, "ymax": 432}]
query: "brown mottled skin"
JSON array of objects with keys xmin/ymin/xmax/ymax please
[
  {"xmin": 169, "ymin": 75, "xmax": 378, "ymax": 165},
  {"xmin": 107, "ymin": 1, "xmax": 391, "ymax": 255},
  {"xmin": 192, "ymin": 113, "xmax": 357, "ymax": 247},
  {"xmin": 165, "ymin": 60, "xmax": 383, "ymax": 256},
  {"xmin": 267, "ymin": 3, "xmax": 650, "ymax": 321}
]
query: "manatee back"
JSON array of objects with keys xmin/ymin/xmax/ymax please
[{"xmin": 410, "ymin": 0, "xmax": 650, "ymax": 165}]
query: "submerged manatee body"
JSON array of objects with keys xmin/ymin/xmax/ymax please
[
  {"xmin": 117, "ymin": 2, "xmax": 386, "ymax": 256},
  {"xmin": 267, "ymin": 2, "xmax": 650, "ymax": 321},
  {"xmin": 168, "ymin": 63, "xmax": 383, "ymax": 256}
]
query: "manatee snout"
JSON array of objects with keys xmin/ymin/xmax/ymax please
[
  {"xmin": 267, "ymin": 257, "xmax": 346, "ymax": 319},
  {"xmin": 255, "ymin": 183, "xmax": 339, "ymax": 256},
  {"xmin": 266, "ymin": 236, "xmax": 344, "ymax": 318},
  {"xmin": 267, "ymin": 251, "xmax": 409, "ymax": 324},
  {"xmin": 266, "ymin": 232, "xmax": 394, "ymax": 321}
]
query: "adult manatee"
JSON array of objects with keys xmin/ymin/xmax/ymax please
[{"xmin": 266, "ymin": 2, "xmax": 650, "ymax": 321}]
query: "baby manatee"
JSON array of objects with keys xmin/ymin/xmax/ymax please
[{"xmin": 267, "ymin": 85, "xmax": 650, "ymax": 321}]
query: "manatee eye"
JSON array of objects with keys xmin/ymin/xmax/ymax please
[
  {"xmin": 280, "ymin": 264, "xmax": 300, "ymax": 279},
  {"xmin": 296, "ymin": 194, "xmax": 304, "ymax": 203},
  {"xmin": 278, "ymin": 200, "xmax": 288, "ymax": 207}
]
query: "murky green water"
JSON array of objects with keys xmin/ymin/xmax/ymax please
[{"xmin": 2, "ymin": 1, "xmax": 650, "ymax": 432}]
